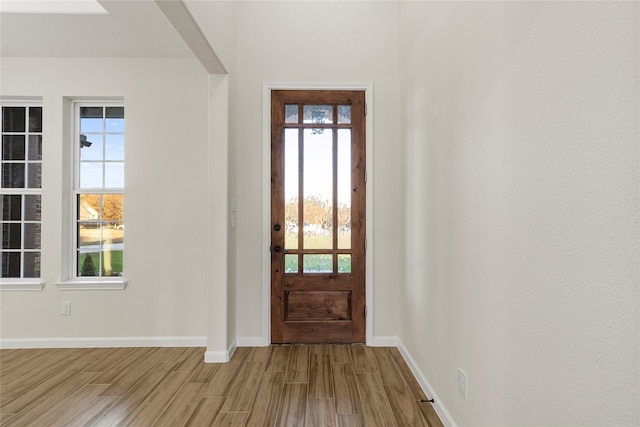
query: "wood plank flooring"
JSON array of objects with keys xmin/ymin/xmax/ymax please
[{"xmin": 0, "ymin": 346, "xmax": 443, "ymax": 427}]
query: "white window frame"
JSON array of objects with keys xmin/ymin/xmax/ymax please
[
  {"xmin": 56, "ymin": 100, "xmax": 126, "ymax": 290},
  {"xmin": 0, "ymin": 101, "xmax": 44, "ymax": 291}
]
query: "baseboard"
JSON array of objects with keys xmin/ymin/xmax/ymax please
[
  {"xmin": 396, "ymin": 339, "xmax": 458, "ymax": 427},
  {"xmin": 236, "ymin": 336, "xmax": 269, "ymax": 347},
  {"xmin": 204, "ymin": 338, "xmax": 237, "ymax": 363},
  {"xmin": 0, "ymin": 336, "xmax": 207, "ymax": 349},
  {"xmin": 370, "ymin": 335, "xmax": 399, "ymax": 347}
]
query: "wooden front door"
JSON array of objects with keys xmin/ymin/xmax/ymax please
[{"xmin": 271, "ymin": 90, "xmax": 366, "ymax": 344}]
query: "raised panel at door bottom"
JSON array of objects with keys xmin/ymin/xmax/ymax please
[{"xmin": 285, "ymin": 291, "xmax": 352, "ymax": 321}]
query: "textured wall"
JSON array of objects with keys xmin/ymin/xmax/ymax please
[{"xmin": 399, "ymin": 2, "xmax": 639, "ymax": 425}]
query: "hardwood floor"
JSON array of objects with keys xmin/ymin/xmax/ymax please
[{"xmin": 0, "ymin": 346, "xmax": 444, "ymax": 427}]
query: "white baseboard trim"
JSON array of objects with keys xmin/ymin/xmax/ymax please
[
  {"xmin": 204, "ymin": 338, "xmax": 237, "ymax": 363},
  {"xmin": 237, "ymin": 336, "xmax": 269, "ymax": 347},
  {"xmin": 396, "ymin": 339, "xmax": 457, "ymax": 427},
  {"xmin": 370, "ymin": 336, "xmax": 399, "ymax": 347},
  {"xmin": 0, "ymin": 336, "xmax": 207, "ymax": 349}
]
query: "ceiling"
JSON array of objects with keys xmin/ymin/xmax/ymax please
[{"xmin": 0, "ymin": 0, "xmax": 194, "ymax": 58}]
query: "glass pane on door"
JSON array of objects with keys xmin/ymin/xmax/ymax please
[
  {"xmin": 284, "ymin": 129, "xmax": 299, "ymax": 250},
  {"xmin": 337, "ymin": 129, "xmax": 351, "ymax": 249},
  {"xmin": 303, "ymin": 129, "xmax": 333, "ymax": 249}
]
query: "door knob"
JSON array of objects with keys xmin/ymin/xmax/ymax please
[{"xmin": 272, "ymin": 245, "xmax": 283, "ymax": 253}]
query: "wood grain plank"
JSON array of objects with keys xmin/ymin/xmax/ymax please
[
  {"xmin": 1, "ymin": 348, "xmax": 82, "ymax": 395},
  {"xmin": 336, "ymin": 413, "xmax": 366, "ymax": 427},
  {"xmin": 266, "ymin": 346, "xmax": 292, "ymax": 372},
  {"xmin": 384, "ymin": 385, "xmax": 429, "ymax": 427},
  {"xmin": 285, "ymin": 345, "xmax": 310, "ymax": 383},
  {"xmin": 184, "ymin": 397, "xmax": 225, "ymax": 426},
  {"xmin": 348, "ymin": 346, "xmax": 377, "ymax": 374},
  {"xmin": 153, "ymin": 382, "xmax": 207, "ymax": 427},
  {"xmin": 389, "ymin": 347, "xmax": 428, "ymax": 400},
  {"xmin": 221, "ymin": 362, "xmax": 264, "ymax": 412},
  {"xmin": 2, "ymin": 371, "xmax": 97, "ymax": 426},
  {"xmin": 354, "ymin": 373, "xmax": 398, "ymax": 427},
  {"xmin": 100, "ymin": 360, "xmax": 180, "ymax": 413},
  {"xmin": 306, "ymin": 397, "xmax": 337, "ymax": 427},
  {"xmin": 121, "ymin": 371, "xmax": 191, "ymax": 426},
  {"xmin": 174, "ymin": 347, "xmax": 205, "ymax": 372},
  {"xmin": 1, "ymin": 361, "xmax": 89, "ymax": 415},
  {"xmin": 372, "ymin": 347, "xmax": 404, "ymax": 386},
  {"xmin": 204, "ymin": 361, "xmax": 243, "ymax": 397},
  {"xmin": 416, "ymin": 401, "xmax": 445, "ymax": 427},
  {"xmin": 245, "ymin": 371, "xmax": 285, "ymax": 427},
  {"xmin": 330, "ymin": 345, "xmax": 353, "ymax": 364},
  {"xmin": 332, "ymin": 363, "xmax": 363, "ymax": 414},
  {"xmin": 40, "ymin": 384, "xmax": 116, "ymax": 427},
  {"xmin": 89, "ymin": 347, "xmax": 154, "ymax": 384},
  {"xmin": 275, "ymin": 383, "xmax": 307, "ymax": 427},
  {"xmin": 214, "ymin": 411, "xmax": 249, "ymax": 426},
  {"xmin": 309, "ymin": 354, "xmax": 334, "ymax": 398},
  {"xmin": 189, "ymin": 361, "xmax": 221, "ymax": 384},
  {"xmin": 98, "ymin": 351, "xmax": 173, "ymax": 396}
]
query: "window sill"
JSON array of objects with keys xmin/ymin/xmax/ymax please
[
  {"xmin": 0, "ymin": 281, "xmax": 45, "ymax": 291},
  {"xmin": 55, "ymin": 279, "xmax": 127, "ymax": 291}
]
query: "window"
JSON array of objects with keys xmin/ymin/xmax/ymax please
[
  {"xmin": 1, "ymin": 104, "xmax": 43, "ymax": 280},
  {"xmin": 73, "ymin": 103, "xmax": 124, "ymax": 279}
]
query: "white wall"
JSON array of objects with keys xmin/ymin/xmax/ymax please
[
  {"xmin": 0, "ymin": 58, "xmax": 212, "ymax": 343},
  {"xmin": 230, "ymin": 1, "xmax": 402, "ymax": 341},
  {"xmin": 399, "ymin": 2, "xmax": 639, "ymax": 425}
]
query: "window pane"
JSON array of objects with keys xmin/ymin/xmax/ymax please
[
  {"xmin": 2, "ymin": 163, "xmax": 25, "ymax": 188},
  {"xmin": 78, "ymin": 194, "xmax": 101, "ymax": 220},
  {"xmin": 105, "ymin": 162, "xmax": 124, "ymax": 188},
  {"xmin": 337, "ymin": 129, "xmax": 351, "ymax": 249},
  {"xmin": 101, "ymin": 248, "xmax": 123, "ymax": 277},
  {"xmin": 80, "ymin": 134, "xmax": 103, "ymax": 160},
  {"xmin": 303, "ymin": 105, "xmax": 333, "ymax": 124},
  {"xmin": 78, "ymin": 222, "xmax": 100, "ymax": 248},
  {"xmin": 303, "ymin": 129, "xmax": 333, "ymax": 249},
  {"xmin": 2, "ymin": 107, "xmax": 25, "ymax": 132},
  {"xmin": 106, "ymin": 118, "xmax": 124, "ymax": 133},
  {"xmin": 80, "ymin": 162, "xmax": 103, "ymax": 188},
  {"xmin": 303, "ymin": 254, "xmax": 332, "ymax": 273},
  {"xmin": 2, "ymin": 223, "xmax": 21, "ymax": 249},
  {"xmin": 23, "ymin": 252, "xmax": 41, "ymax": 278},
  {"xmin": 80, "ymin": 118, "xmax": 103, "ymax": 133},
  {"xmin": 81, "ymin": 107, "xmax": 103, "ymax": 118},
  {"xmin": 28, "ymin": 135, "xmax": 42, "ymax": 160},
  {"xmin": 23, "ymin": 223, "xmax": 41, "ymax": 249},
  {"xmin": 337, "ymin": 105, "xmax": 351, "ymax": 124},
  {"xmin": 105, "ymin": 106, "xmax": 124, "ymax": 118},
  {"xmin": 285, "ymin": 254, "xmax": 298, "ymax": 273},
  {"xmin": 338, "ymin": 254, "xmax": 351, "ymax": 273},
  {"xmin": 78, "ymin": 252, "xmax": 99, "ymax": 277},
  {"xmin": 103, "ymin": 194, "xmax": 124, "ymax": 220},
  {"xmin": 1, "ymin": 195, "xmax": 21, "ymax": 221},
  {"xmin": 29, "ymin": 107, "xmax": 42, "ymax": 132},
  {"xmin": 284, "ymin": 129, "xmax": 298, "ymax": 250},
  {"xmin": 24, "ymin": 195, "xmax": 41, "ymax": 221},
  {"xmin": 105, "ymin": 134, "xmax": 124, "ymax": 160},
  {"xmin": 2, "ymin": 135, "xmax": 25, "ymax": 160},
  {"xmin": 285, "ymin": 104, "xmax": 298, "ymax": 124},
  {"xmin": 27, "ymin": 163, "xmax": 42, "ymax": 188},
  {"xmin": 1, "ymin": 252, "xmax": 20, "ymax": 277}
]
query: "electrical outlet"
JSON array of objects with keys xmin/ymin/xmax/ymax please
[
  {"xmin": 61, "ymin": 301, "xmax": 71, "ymax": 315},
  {"xmin": 458, "ymin": 368, "xmax": 468, "ymax": 399}
]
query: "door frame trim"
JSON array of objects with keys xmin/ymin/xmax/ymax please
[{"xmin": 261, "ymin": 82, "xmax": 374, "ymax": 345}]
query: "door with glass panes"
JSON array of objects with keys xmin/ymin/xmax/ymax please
[{"xmin": 271, "ymin": 90, "xmax": 366, "ymax": 344}]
